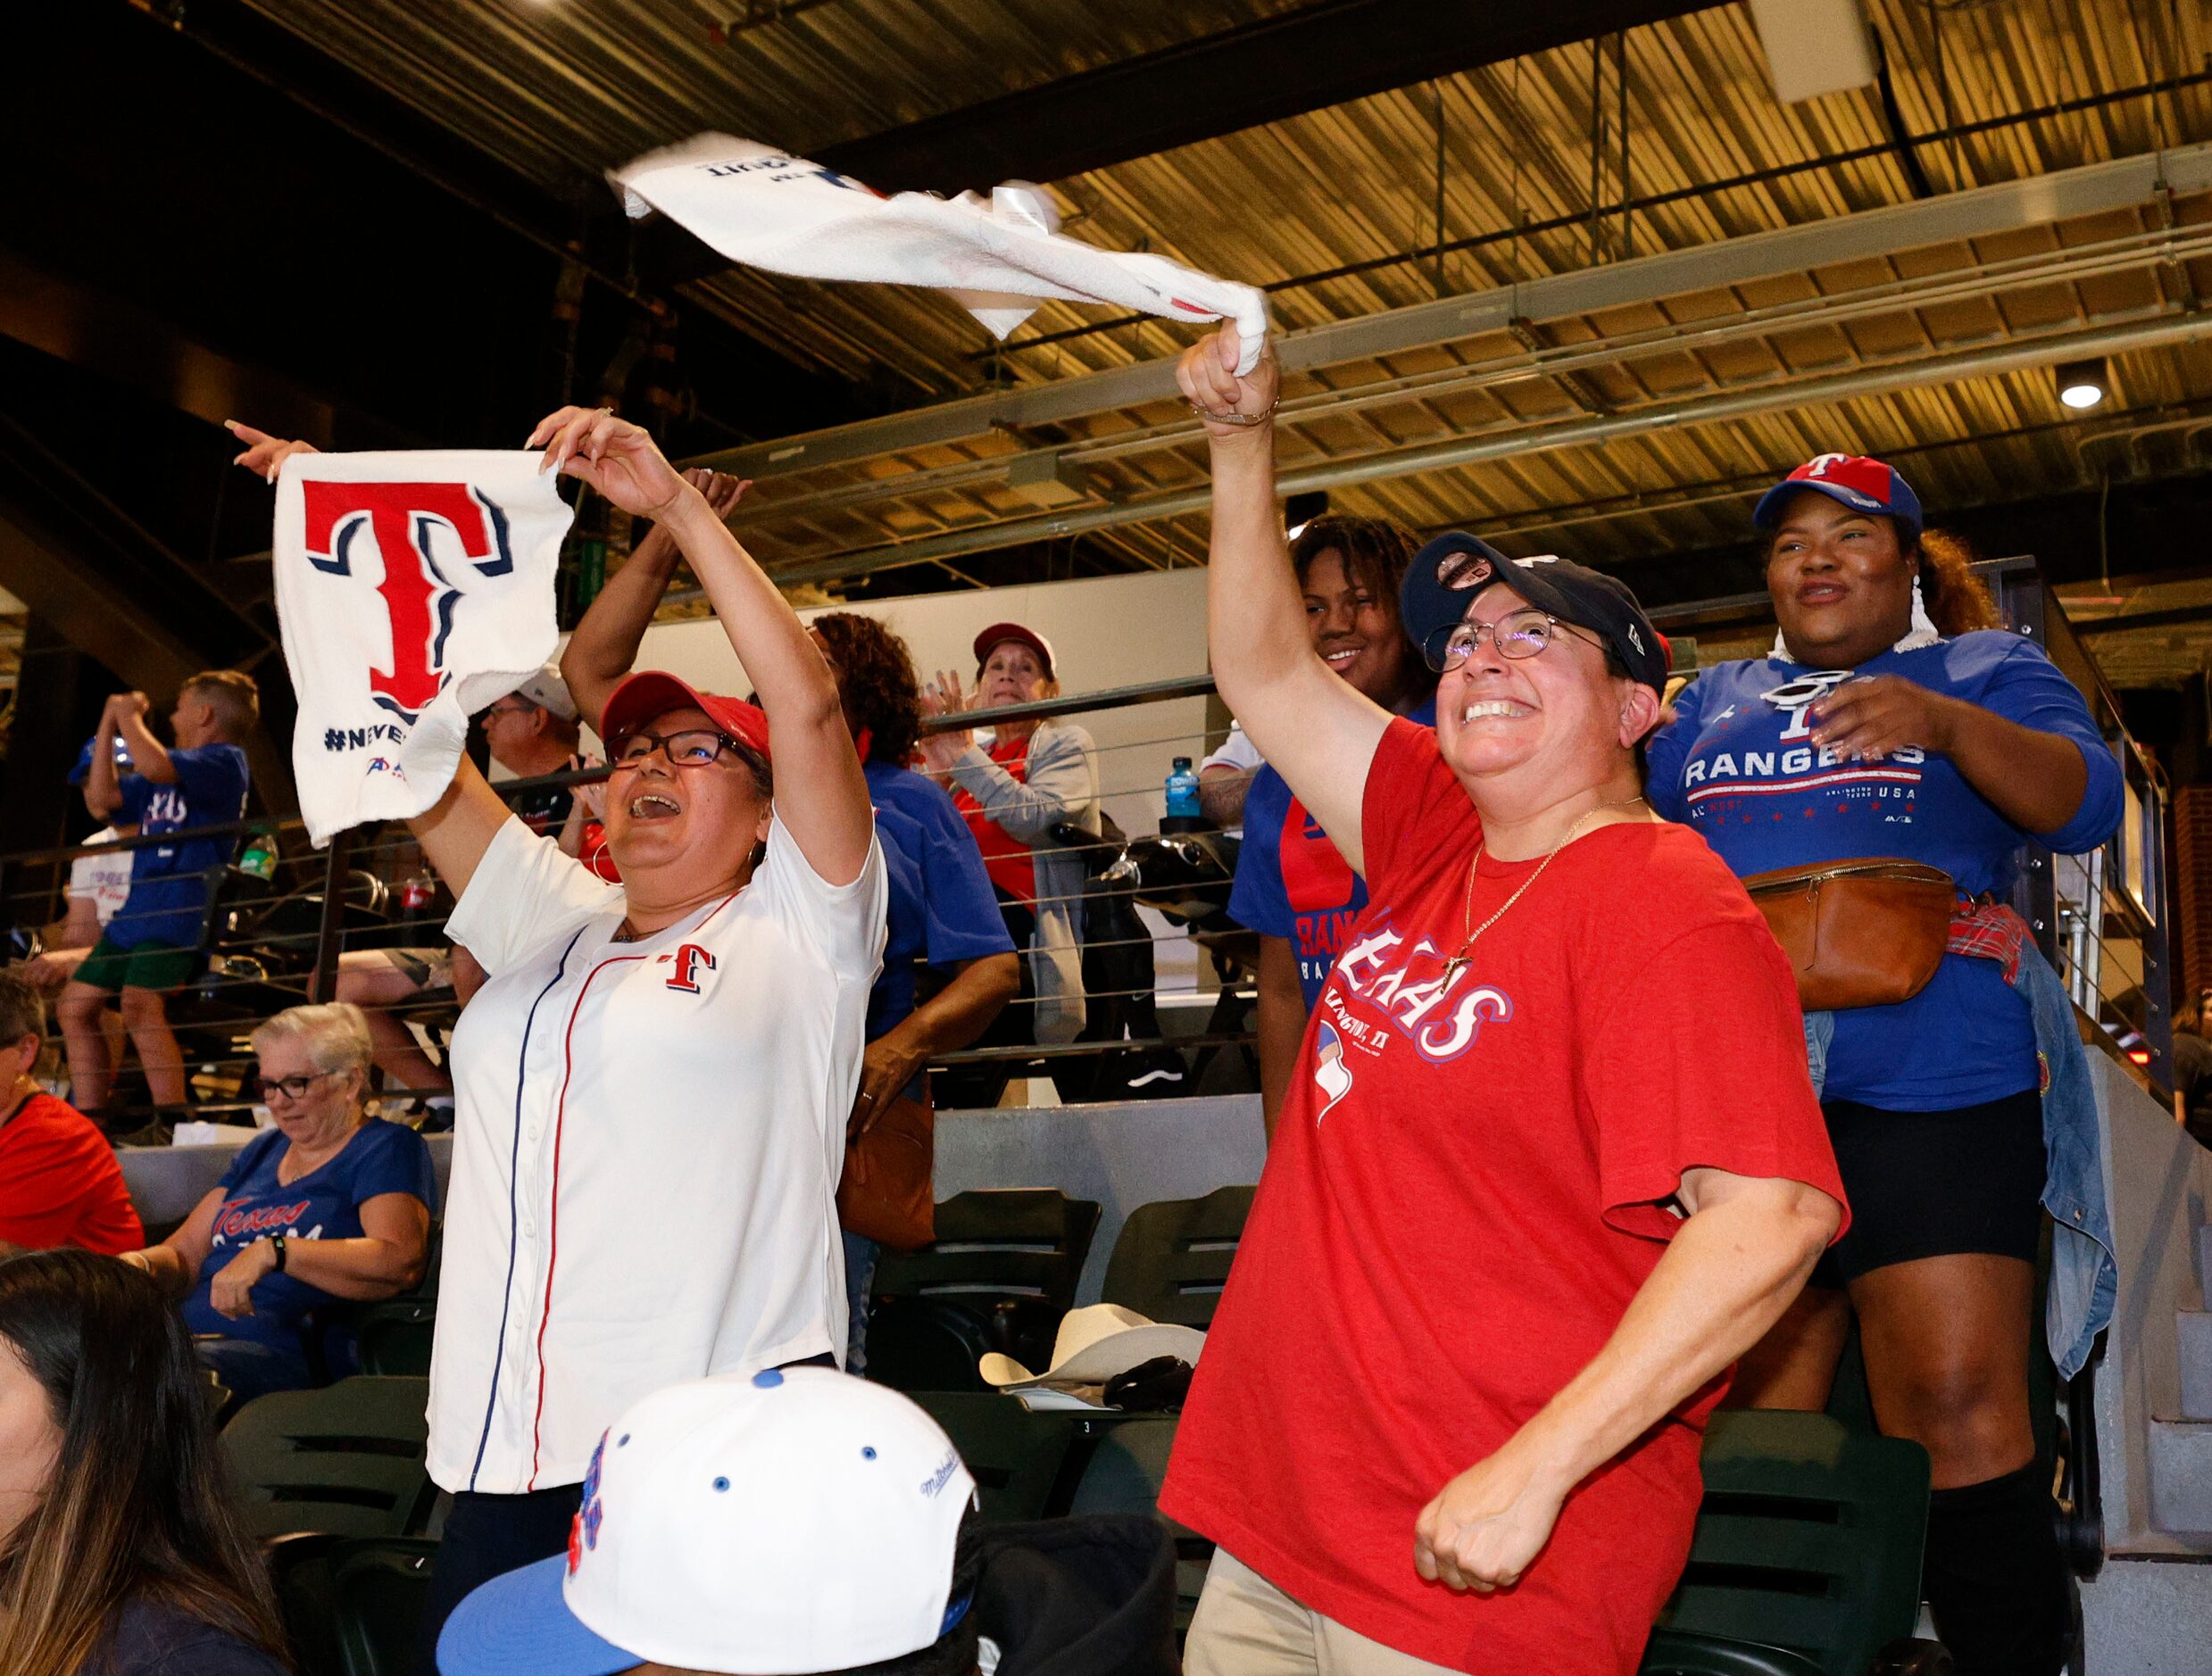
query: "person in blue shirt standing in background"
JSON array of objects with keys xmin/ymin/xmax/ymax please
[
  {"xmin": 807, "ymin": 611, "xmax": 1019, "ymax": 1370},
  {"xmin": 59, "ymin": 671, "xmax": 258, "ymax": 1120},
  {"xmin": 1226, "ymin": 515, "xmax": 1436, "ymax": 1136},
  {"xmin": 1648, "ymin": 455, "xmax": 2122, "ymax": 1676}
]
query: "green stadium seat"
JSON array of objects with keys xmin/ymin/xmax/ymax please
[
  {"xmin": 1644, "ymin": 1409, "xmax": 1931, "ymax": 1675},
  {"xmin": 354, "ymin": 1298, "xmax": 437, "ymax": 1378},
  {"xmin": 1067, "ymin": 1415, "xmax": 1212, "ymax": 1630},
  {"xmin": 870, "ymin": 1190, "xmax": 1101, "ymax": 1390},
  {"xmin": 223, "ymin": 1376, "xmax": 434, "ymax": 1540},
  {"xmin": 910, "ymin": 1390, "xmax": 1083, "ymax": 1523},
  {"xmin": 1100, "ymin": 1185, "xmax": 1255, "ymax": 1330}
]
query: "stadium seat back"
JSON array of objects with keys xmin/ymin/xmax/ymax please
[
  {"xmin": 223, "ymin": 1376, "xmax": 434, "ymax": 1540},
  {"xmin": 909, "ymin": 1391, "xmax": 1082, "ymax": 1523},
  {"xmin": 333, "ymin": 1538, "xmax": 438, "ymax": 1676},
  {"xmin": 871, "ymin": 1191, "xmax": 1101, "ymax": 1386},
  {"xmin": 1067, "ymin": 1415, "xmax": 1213, "ymax": 1630},
  {"xmin": 355, "ymin": 1299, "xmax": 437, "ymax": 1378},
  {"xmin": 1648, "ymin": 1410, "xmax": 1930, "ymax": 1676},
  {"xmin": 1100, "ymin": 1185, "xmax": 1256, "ymax": 1329}
]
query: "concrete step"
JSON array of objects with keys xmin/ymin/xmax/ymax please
[
  {"xmin": 2183, "ymin": 1311, "xmax": 2212, "ymax": 1422},
  {"xmin": 2149, "ymin": 1416, "xmax": 2212, "ymax": 1538}
]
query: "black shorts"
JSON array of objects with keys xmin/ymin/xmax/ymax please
[{"xmin": 1809, "ymin": 1087, "xmax": 2045, "ymax": 1288}]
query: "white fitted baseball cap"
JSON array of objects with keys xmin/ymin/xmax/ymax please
[{"xmin": 437, "ymin": 1368, "xmax": 977, "ymax": 1676}]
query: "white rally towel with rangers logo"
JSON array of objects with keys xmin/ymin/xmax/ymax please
[
  {"xmin": 608, "ymin": 135, "xmax": 1270, "ymax": 374},
  {"xmin": 272, "ymin": 451, "xmax": 571, "ymax": 844}
]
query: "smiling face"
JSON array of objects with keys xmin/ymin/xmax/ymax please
[
  {"xmin": 602, "ymin": 705, "xmax": 772, "ymax": 890},
  {"xmin": 1766, "ymin": 490, "xmax": 1918, "ymax": 668},
  {"xmin": 977, "ymin": 642, "xmax": 1049, "ymax": 709},
  {"xmin": 1435, "ymin": 585, "xmax": 1655, "ymax": 792},
  {"xmin": 1301, "ymin": 549, "xmax": 1415, "ymax": 708}
]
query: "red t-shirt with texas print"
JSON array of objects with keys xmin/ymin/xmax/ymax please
[{"xmin": 1160, "ymin": 719, "xmax": 1846, "ymax": 1675}]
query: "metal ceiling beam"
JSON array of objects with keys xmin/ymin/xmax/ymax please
[
  {"xmin": 761, "ymin": 307, "xmax": 2212, "ymax": 585},
  {"xmin": 693, "ymin": 141, "xmax": 2212, "ymax": 483},
  {"xmin": 807, "ymin": 0, "xmax": 1708, "ymax": 198}
]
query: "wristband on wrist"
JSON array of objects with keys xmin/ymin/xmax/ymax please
[{"xmin": 270, "ymin": 1233, "xmax": 287, "ymax": 1274}]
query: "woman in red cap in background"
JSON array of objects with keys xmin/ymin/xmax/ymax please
[
  {"xmin": 920, "ymin": 623, "xmax": 1102, "ymax": 1046},
  {"xmin": 1648, "ymin": 453, "xmax": 2122, "ymax": 1676},
  {"xmin": 239, "ymin": 408, "xmax": 889, "ymax": 1656}
]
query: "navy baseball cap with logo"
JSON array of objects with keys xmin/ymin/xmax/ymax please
[
  {"xmin": 1751, "ymin": 454, "xmax": 1924, "ymax": 543},
  {"xmin": 1399, "ymin": 533, "xmax": 1671, "ymax": 693}
]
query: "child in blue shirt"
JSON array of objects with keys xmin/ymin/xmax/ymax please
[{"xmin": 61, "ymin": 673, "xmax": 258, "ymax": 1114}]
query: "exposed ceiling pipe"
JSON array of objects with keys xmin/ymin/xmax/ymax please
[
  {"xmin": 761, "ymin": 307, "xmax": 2212, "ymax": 587},
  {"xmin": 689, "ymin": 141, "xmax": 2212, "ymax": 482},
  {"xmin": 747, "ymin": 224, "xmax": 2212, "ymax": 528}
]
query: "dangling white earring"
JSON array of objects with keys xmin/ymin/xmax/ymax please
[{"xmin": 1898, "ymin": 573, "xmax": 1942, "ymax": 651}]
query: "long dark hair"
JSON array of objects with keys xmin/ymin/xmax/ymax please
[{"xmin": 0, "ymin": 1250, "xmax": 287, "ymax": 1672}]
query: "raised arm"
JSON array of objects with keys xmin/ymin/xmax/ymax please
[
  {"xmin": 561, "ymin": 469, "xmax": 750, "ymax": 734},
  {"xmin": 406, "ymin": 756, "xmax": 517, "ymax": 901},
  {"xmin": 1413, "ymin": 1166, "xmax": 1840, "ymax": 1593},
  {"xmin": 528, "ymin": 408, "xmax": 872, "ymax": 885},
  {"xmin": 83, "ymin": 701, "xmax": 126, "ymax": 819},
  {"xmin": 1177, "ymin": 324, "xmax": 1389, "ymax": 869}
]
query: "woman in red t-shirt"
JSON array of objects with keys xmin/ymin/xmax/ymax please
[
  {"xmin": 0, "ymin": 971, "xmax": 141, "ymax": 1256},
  {"xmin": 1160, "ymin": 322, "xmax": 1850, "ymax": 1676}
]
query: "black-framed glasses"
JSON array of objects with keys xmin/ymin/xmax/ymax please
[
  {"xmin": 607, "ymin": 728, "xmax": 745, "ymax": 769},
  {"xmin": 254, "ymin": 1068, "xmax": 341, "ymax": 1103},
  {"xmin": 1426, "ymin": 609, "xmax": 1601, "ymax": 674},
  {"xmin": 478, "ymin": 701, "xmax": 536, "ymax": 724}
]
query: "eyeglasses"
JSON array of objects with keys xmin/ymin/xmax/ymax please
[
  {"xmin": 1427, "ymin": 609, "xmax": 1601, "ymax": 674},
  {"xmin": 254, "ymin": 1068, "xmax": 341, "ymax": 1103},
  {"xmin": 479, "ymin": 702, "xmax": 536, "ymax": 724},
  {"xmin": 606, "ymin": 728, "xmax": 746, "ymax": 770}
]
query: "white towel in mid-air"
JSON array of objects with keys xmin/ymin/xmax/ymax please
[
  {"xmin": 272, "ymin": 451, "xmax": 570, "ymax": 844},
  {"xmin": 609, "ymin": 135, "xmax": 1270, "ymax": 373}
]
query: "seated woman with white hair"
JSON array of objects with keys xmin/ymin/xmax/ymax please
[{"xmin": 118, "ymin": 1001, "xmax": 437, "ymax": 1406}]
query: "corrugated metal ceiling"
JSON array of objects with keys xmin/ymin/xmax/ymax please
[{"xmin": 237, "ymin": 0, "xmax": 2212, "ymax": 675}]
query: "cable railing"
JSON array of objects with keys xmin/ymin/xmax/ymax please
[
  {"xmin": 5, "ymin": 558, "xmax": 2163, "ymax": 1123},
  {"xmin": 0, "ymin": 673, "xmax": 1260, "ymax": 1120}
]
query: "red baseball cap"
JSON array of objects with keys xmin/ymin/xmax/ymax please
[
  {"xmin": 971, "ymin": 622, "xmax": 1055, "ymax": 678},
  {"xmin": 600, "ymin": 671, "xmax": 770, "ymax": 761},
  {"xmin": 1753, "ymin": 454, "xmax": 1924, "ymax": 542}
]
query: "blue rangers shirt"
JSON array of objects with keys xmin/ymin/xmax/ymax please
[
  {"xmin": 1228, "ymin": 698, "xmax": 1435, "ymax": 1011},
  {"xmin": 111, "ymin": 744, "xmax": 251, "ymax": 950},
  {"xmin": 1648, "ymin": 631, "xmax": 2122, "ymax": 1110}
]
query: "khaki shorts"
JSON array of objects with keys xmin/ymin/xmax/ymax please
[{"xmin": 1185, "ymin": 1548, "xmax": 1464, "ymax": 1676}]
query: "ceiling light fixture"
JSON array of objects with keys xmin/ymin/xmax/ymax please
[{"xmin": 2057, "ymin": 358, "xmax": 2110, "ymax": 411}]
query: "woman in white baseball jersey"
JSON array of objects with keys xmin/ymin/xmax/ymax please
[{"xmin": 378, "ymin": 407, "xmax": 888, "ymax": 1652}]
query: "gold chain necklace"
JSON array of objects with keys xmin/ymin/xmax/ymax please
[{"xmin": 1437, "ymin": 797, "xmax": 1647, "ymax": 988}]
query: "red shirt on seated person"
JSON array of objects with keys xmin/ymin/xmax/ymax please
[{"xmin": 0, "ymin": 972, "xmax": 143, "ymax": 1255}]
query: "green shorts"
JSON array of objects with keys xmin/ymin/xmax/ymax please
[{"xmin": 73, "ymin": 935, "xmax": 199, "ymax": 994}]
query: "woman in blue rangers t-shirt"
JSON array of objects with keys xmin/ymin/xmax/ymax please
[
  {"xmin": 1648, "ymin": 454, "xmax": 2121, "ymax": 1676},
  {"xmin": 120, "ymin": 1002, "xmax": 436, "ymax": 1407}
]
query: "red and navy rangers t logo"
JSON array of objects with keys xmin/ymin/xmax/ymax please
[
  {"xmin": 661, "ymin": 943, "xmax": 717, "ymax": 993},
  {"xmin": 301, "ymin": 481, "xmax": 519, "ymax": 722}
]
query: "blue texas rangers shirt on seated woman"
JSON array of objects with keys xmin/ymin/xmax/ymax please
[
  {"xmin": 182, "ymin": 1118, "xmax": 438, "ymax": 1354},
  {"xmin": 1647, "ymin": 630, "xmax": 2122, "ymax": 1110},
  {"xmin": 1230, "ymin": 699, "xmax": 1437, "ymax": 1010}
]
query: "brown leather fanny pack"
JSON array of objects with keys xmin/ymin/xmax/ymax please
[{"xmin": 1742, "ymin": 858, "xmax": 1958, "ymax": 1011}]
